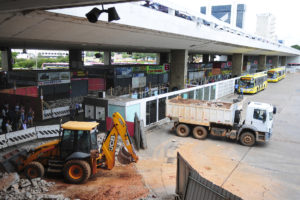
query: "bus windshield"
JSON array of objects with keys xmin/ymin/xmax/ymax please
[
  {"xmin": 268, "ymin": 72, "xmax": 276, "ymax": 78},
  {"xmin": 240, "ymin": 78, "xmax": 254, "ymax": 88}
]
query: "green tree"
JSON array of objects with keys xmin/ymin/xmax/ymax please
[
  {"xmin": 121, "ymin": 52, "xmax": 130, "ymax": 58},
  {"xmin": 291, "ymin": 45, "xmax": 300, "ymax": 50}
]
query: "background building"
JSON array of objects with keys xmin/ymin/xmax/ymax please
[
  {"xmin": 200, "ymin": 3, "xmax": 246, "ymax": 29},
  {"xmin": 256, "ymin": 13, "xmax": 277, "ymax": 42}
]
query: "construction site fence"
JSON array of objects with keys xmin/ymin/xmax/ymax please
[
  {"xmin": 176, "ymin": 152, "xmax": 242, "ymax": 200},
  {"xmin": 0, "ymin": 124, "xmax": 60, "ymax": 150}
]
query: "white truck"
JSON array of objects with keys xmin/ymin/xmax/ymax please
[{"xmin": 166, "ymin": 97, "xmax": 276, "ymax": 146}]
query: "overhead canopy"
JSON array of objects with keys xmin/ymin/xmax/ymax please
[
  {"xmin": 0, "ymin": 0, "xmax": 139, "ymax": 13},
  {"xmin": 0, "ymin": 10, "xmax": 298, "ymax": 56}
]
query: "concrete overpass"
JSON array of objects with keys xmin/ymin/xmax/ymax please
[{"xmin": 1, "ymin": 1, "xmax": 300, "ymax": 89}]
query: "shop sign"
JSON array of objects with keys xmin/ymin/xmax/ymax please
[
  {"xmin": 164, "ymin": 64, "xmax": 170, "ymax": 71},
  {"xmin": 146, "ymin": 65, "xmax": 166, "ymax": 74},
  {"xmin": 132, "ymin": 66, "xmax": 147, "ymax": 72}
]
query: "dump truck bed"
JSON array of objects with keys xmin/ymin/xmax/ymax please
[{"xmin": 166, "ymin": 98, "xmax": 236, "ymax": 126}]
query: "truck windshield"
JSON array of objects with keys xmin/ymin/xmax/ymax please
[
  {"xmin": 269, "ymin": 112, "xmax": 273, "ymax": 120},
  {"xmin": 240, "ymin": 78, "xmax": 254, "ymax": 88}
]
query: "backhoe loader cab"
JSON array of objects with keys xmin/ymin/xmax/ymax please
[{"xmin": 60, "ymin": 121, "xmax": 99, "ymax": 160}]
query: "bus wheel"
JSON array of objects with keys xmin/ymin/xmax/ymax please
[{"xmin": 176, "ymin": 124, "xmax": 190, "ymax": 137}]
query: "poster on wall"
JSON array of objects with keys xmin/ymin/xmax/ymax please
[
  {"xmin": 132, "ymin": 77, "xmax": 146, "ymax": 88},
  {"xmin": 116, "ymin": 67, "xmax": 132, "ymax": 78}
]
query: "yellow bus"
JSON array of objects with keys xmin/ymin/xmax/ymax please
[
  {"xmin": 267, "ymin": 67, "xmax": 286, "ymax": 82},
  {"xmin": 239, "ymin": 73, "xmax": 268, "ymax": 94}
]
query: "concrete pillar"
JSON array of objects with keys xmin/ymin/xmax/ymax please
[
  {"xmin": 103, "ymin": 51, "xmax": 111, "ymax": 65},
  {"xmin": 203, "ymin": 54, "xmax": 209, "ymax": 63},
  {"xmin": 227, "ymin": 55, "xmax": 232, "ymax": 62},
  {"xmin": 1, "ymin": 49, "xmax": 13, "ymax": 71},
  {"xmin": 158, "ymin": 52, "xmax": 170, "ymax": 65},
  {"xmin": 271, "ymin": 56, "xmax": 279, "ymax": 67},
  {"xmin": 209, "ymin": 54, "xmax": 215, "ymax": 62},
  {"xmin": 232, "ymin": 53, "xmax": 243, "ymax": 77},
  {"xmin": 170, "ymin": 50, "xmax": 188, "ymax": 90},
  {"xmin": 281, "ymin": 56, "xmax": 287, "ymax": 66},
  {"xmin": 258, "ymin": 55, "xmax": 266, "ymax": 71},
  {"xmin": 69, "ymin": 50, "xmax": 83, "ymax": 69}
]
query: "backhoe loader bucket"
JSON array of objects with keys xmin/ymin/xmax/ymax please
[
  {"xmin": 0, "ymin": 149, "xmax": 28, "ymax": 173},
  {"xmin": 117, "ymin": 146, "xmax": 135, "ymax": 164}
]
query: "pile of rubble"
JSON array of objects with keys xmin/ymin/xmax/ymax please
[{"xmin": 0, "ymin": 173, "xmax": 68, "ymax": 200}]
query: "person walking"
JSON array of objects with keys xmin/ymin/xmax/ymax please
[
  {"xmin": 27, "ymin": 107, "xmax": 34, "ymax": 127},
  {"xmin": 6, "ymin": 120, "xmax": 12, "ymax": 133},
  {"xmin": 235, "ymin": 82, "xmax": 239, "ymax": 94}
]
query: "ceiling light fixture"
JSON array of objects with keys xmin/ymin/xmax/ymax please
[{"xmin": 86, "ymin": 5, "xmax": 120, "ymax": 23}]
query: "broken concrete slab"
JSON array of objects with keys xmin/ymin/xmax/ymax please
[{"xmin": 0, "ymin": 173, "xmax": 20, "ymax": 191}]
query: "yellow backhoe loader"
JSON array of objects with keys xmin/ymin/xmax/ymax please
[{"xmin": 0, "ymin": 112, "xmax": 138, "ymax": 184}]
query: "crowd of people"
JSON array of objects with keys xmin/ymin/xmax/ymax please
[{"xmin": 0, "ymin": 103, "xmax": 34, "ymax": 134}]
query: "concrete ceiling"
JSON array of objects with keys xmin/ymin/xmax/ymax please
[
  {"xmin": 0, "ymin": 0, "xmax": 139, "ymax": 13},
  {"xmin": 0, "ymin": 10, "xmax": 297, "ymax": 56}
]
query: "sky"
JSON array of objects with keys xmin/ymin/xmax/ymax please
[{"xmin": 169, "ymin": 0, "xmax": 300, "ymax": 46}]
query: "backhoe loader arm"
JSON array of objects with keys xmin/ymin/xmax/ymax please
[{"xmin": 100, "ymin": 112, "xmax": 138, "ymax": 170}]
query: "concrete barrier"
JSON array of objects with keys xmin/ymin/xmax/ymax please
[
  {"xmin": 5, "ymin": 128, "xmax": 37, "ymax": 147},
  {"xmin": 42, "ymin": 104, "xmax": 83, "ymax": 120},
  {"xmin": 36, "ymin": 125, "xmax": 60, "ymax": 139},
  {"xmin": 0, "ymin": 124, "xmax": 60, "ymax": 150},
  {"xmin": 0, "ymin": 135, "xmax": 8, "ymax": 149}
]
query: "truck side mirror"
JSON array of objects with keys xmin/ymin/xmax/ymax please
[
  {"xmin": 262, "ymin": 113, "xmax": 267, "ymax": 122},
  {"xmin": 273, "ymin": 106, "xmax": 277, "ymax": 114}
]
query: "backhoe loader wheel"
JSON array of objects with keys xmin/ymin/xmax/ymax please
[
  {"xmin": 192, "ymin": 126, "xmax": 208, "ymax": 140},
  {"xmin": 63, "ymin": 160, "xmax": 91, "ymax": 184},
  {"xmin": 24, "ymin": 161, "xmax": 45, "ymax": 179},
  {"xmin": 176, "ymin": 124, "xmax": 190, "ymax": 137}
]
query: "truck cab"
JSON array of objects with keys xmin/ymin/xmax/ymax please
[{"xmin": 242, "ymin": 102, "xmax": 275, "ymax": 143}]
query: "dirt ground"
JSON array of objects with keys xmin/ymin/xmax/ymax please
[
  {"xmin": 135, "ymin": 121, "xmax": 287, "ymax": 200},
  {"xmin": 47, "ymin": 164, "xmax": 149, "ymax": 200}
]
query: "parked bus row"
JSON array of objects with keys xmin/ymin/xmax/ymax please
[{"xmin": 238, "ymin": 67, "xmax": 286, "ymax": 94}]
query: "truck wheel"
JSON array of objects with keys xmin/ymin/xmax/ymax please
[
  {"xmin": 63, "ymin": 160, "xmax": 91, "ymax": 184},
  {"xmin": 240, "ymin": 132, "xmax": 255, "ymax": 146},
  {"xmin": 193, "ymin": 126, "xmax": 208, "ymax": 139},
  {"xmin": 24, "ymin": 161, "xmax": 45, "ymax": 179},
  {"xmin": 176, "ymin": 124, "xmax": 190, "ymax": 137}
]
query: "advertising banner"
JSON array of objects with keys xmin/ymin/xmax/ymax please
[{"xmin": 38, "ymin": 72, "xmax": 70, "ymax": 86}]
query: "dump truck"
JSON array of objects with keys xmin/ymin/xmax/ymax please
[
  {"xmin": 0, "ymin": 112, "xmax": 138, "ymax": 184},
  {"xmin": 166, "ymin": 97, "xmax": 276, "ymax": 146}
]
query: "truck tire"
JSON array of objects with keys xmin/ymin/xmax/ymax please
[
  {"xmin": 240, "ymin": 132, "xmax": 255, "ymax": 146},
  {"xmin": 192, "ymin": 126, "xmax": 208, "ymax": 139},
  {"xmin": 176, "ymin": 124, "xmax": 190, "ymax": 137},
  {"xmin": 63, "ymin": 160, "xmax": 91, "ymax": 184},
  {"xmin": 24, "ymin": 161, "xmax": 45, "ymax": 179}
]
